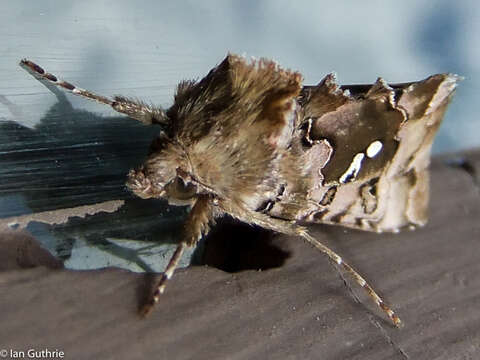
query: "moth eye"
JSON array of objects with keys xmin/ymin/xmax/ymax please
[{"xmin": 167, "ymin": 177, "xmax": 197, "ymax": 200}]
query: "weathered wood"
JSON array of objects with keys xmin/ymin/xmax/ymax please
[{"xmin": 1, "ymin": 149, "xmax": 479, "ymax": 360}]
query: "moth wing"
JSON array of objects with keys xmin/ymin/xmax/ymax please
[{"xmin": 299, "ymin": 73, "xmax": 460, "ymax": 232}]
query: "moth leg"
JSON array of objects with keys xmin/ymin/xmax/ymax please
[
  {"xmin": 139, "ymin": 195, "xmax": 215, "ymax": 317},
  {"xmin": 19, "ymin": 59, "xmax": 169, "ymax": 125},
  {"xmin": 299, "ymin": 230, "xmax": 403, "ymax": 328},
  {"xmin": 139, "ymin": 241, "xmax": 188, "ymax": 318},
  {"xmin": 224, "ymin": 205, "xmax": 403, "ymax": 328}
]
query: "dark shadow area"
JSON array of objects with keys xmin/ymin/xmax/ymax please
[
  {"xmin": 201, "ymin": 217, "xmax": 291, "ymax": 272},
  {"xmin": 0, "ymin": 103, "xmax": 160, "ymax": 216}
]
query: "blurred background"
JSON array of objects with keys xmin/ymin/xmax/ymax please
[{"xmin": 0, "ymin": 0, "xmax": 478, "ymax": 271}]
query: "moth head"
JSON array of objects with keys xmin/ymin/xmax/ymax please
[{"xmin": 126, "ymin": 140, "xmax": 199, "ymax": 205}]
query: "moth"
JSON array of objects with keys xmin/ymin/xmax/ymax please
[{"xmin": 20, "ymin": 54, "xmax": 459, "ymax": 327}]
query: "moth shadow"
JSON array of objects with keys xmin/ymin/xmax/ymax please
[
  {"xmin": 0, "ymin": 89, "xmax": 177, "ymax": 267},
  {"xmin": 0, "ymin": 90, "xmax": 161, "ymax": 215},
  {"xmin": 200, "ymin": 217, "xmax": 291, "ymax": 272}
]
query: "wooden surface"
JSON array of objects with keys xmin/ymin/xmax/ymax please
[{"xmin": 1, "ymin": 149, "xmax": 479, "ymax": 360}]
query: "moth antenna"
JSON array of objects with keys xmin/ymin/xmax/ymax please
[
  {"xmin": 139, "ymin": 242, "xmax": 187, "ymax": 317},
  {"xmin": 299, "ymin": 229, "xmax": 403, "ymax": 328},
  {"xmin": 20, "ymin": 59, "xmax": 114, "ymax": 106},
  {"xmin": 19, "ymin": 59, "xmax": 169, "ymax": 125}
]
